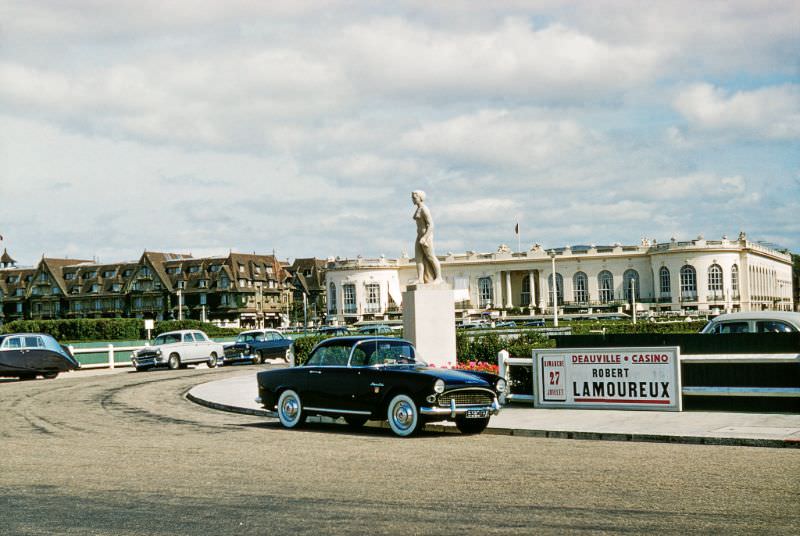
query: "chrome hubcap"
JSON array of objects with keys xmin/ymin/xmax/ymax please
[
  {"xmin": 392, "ymin": 401, "xmax": 414, "ymax": 429},
  {"xmin": 282, "ymin": 398, "xmax": 299, "ymax": 420}
]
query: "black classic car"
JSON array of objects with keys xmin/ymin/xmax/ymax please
[
  {"xmin": 256, "ymin": 336, "xmax": 505, "ymax": 437},
  {"xmin": 223, "ymin": 329, "xmax": 294, "ymax": 365},
  {"xmin": 0, "ymin": 333, "xmax": 80, "ymax": 380}
]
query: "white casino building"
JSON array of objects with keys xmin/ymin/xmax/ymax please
[{"xmin": 325, "ymin": 233, "xmax": 794, "ymax": 324}]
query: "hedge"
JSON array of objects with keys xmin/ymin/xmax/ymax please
[
  {"xmin": 152, "ymin": 320, "xmax": 242, "ymax": 338},
  {"xmin": 0, "ymin": 318, "xmax": 243, "ymax": 342},
  {"xmin": 0, "ymin": 318, "xmax": 142, "ymax": 342}
]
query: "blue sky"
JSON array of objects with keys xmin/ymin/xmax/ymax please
[{"xmin": 1, "ymin": 1, "xmax": 798, "ymax": 266}]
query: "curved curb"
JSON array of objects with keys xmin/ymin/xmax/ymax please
[{"xmin": 185, "ymin": 388, "xmax": 800, "ymax": 449}]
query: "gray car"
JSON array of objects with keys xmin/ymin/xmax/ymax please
[{"xmin": 700, "ymin": 311, "xmax": 800, "ymax": 334}]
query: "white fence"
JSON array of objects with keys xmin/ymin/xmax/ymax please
[{"xmin": 67, "ymin": 344, "xmax": 145, "ymax": 370}]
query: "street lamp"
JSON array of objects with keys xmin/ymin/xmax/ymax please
[{"xmin": 549, "ymin": 250, "xmax": 558, "ymax": 327}]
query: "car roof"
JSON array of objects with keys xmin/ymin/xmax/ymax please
[
  {"xmin": 240, "ymin": 329, "xmax": 279, "ymax": 334},
  {"xmin": 159, "ymin": 329, "xmax": 204, "ymax": 336},
  {"xmin": 0, "ymin": 332, "xmax": 56, "ymax": 339},
  {"xmin": 709, "ymin": 311, "xmax": 800, "ymax": 325}
]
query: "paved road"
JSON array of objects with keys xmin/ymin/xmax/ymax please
[{"xmin": 2, "ymin": 367, "xmax": 798, "ymax": 535}]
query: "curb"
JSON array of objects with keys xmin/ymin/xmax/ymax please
[{"xmin": 185, "ymin": 391, "xmax": 800, "ymax": 449}]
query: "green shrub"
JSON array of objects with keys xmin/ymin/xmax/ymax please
[
  {"xmin": 0, "ymin": 318, "xmax": 142, "ymax": 342},
  {"xmin": 153, "ymin": 320, "xmax": 242, "ymax": 338}
]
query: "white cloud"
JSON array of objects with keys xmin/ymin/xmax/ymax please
[
  {"xmin": 674, "ymin": 83, "xmax": 800, "ymax": 139},
  {"xmin": 402, "ymin": 109, "xmax": 590, "ymax": 170}
]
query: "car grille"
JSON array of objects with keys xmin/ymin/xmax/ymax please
[
  {"xmin": 136, "ymin": 351, "xmax": 159, "ymax": 359},
  {"xmin": 438, "ymin": 390, "xmax": 494, "ymax": 407}
]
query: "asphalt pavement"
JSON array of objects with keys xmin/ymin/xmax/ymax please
[{"xmin": 187, "ymin": 369, "xmax": 800, "ymax": 448}]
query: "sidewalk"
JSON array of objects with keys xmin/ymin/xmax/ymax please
[{"xmin": 187, "ymin": 372, "xmax": 800, "ymax": 448}]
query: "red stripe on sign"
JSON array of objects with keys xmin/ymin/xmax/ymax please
[{"xmin": 574, "ymin": 398, "xmax": 671, "ymax": 404}]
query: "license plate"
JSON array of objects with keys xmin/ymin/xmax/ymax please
[{"xmin": 465, "ymin": 409, "xmax": 489, "ymax": 419}]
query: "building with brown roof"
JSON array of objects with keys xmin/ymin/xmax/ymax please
[{"xmin": 0, "ymin": 249, "xmax": 293, "ymax": 328}]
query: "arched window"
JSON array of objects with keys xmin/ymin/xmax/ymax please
[
  {"xmin": 521, "ymin": 275, "xmax": 531, "ymax": 306},
  {"xmin": 659, "ymin": 267, "xmax": 671, "ymax": 296},
  {"xmin": 731, "ymin": 264, "xmax": 739, "ymax": 296},
  {"xmin": 478, "ymin": 277, "xmax": 493, "ymax": 308},
  {"xmin": 598, "ymin": 271, "xmax": 614, "ymax": 303},
  {"xmin": 573, "ymin": 272, "xmax": 588, "ymax": 303},
  {"xmin": 680, "ymin": 265, "xmax": 697, "ymax": 299},
  {"xmin": 548, "ymin": 273, "xmax": 563, "ymax": 305},
  {"xmin": 623, "ymin": 269, "xmax": 640, "ymax": 301},
  {"xmin": 707, "ymin": 264, "xmax": 723, "ymax": 291},
  {"xmin": 328, "ymin": 283, "xmax": 336, "ymax": 313}
]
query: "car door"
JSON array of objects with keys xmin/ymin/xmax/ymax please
[
  {"xmin": 303, "ymin": 345, "xmax": 363, "ymax": 413},
  {"xmin": 193, "ymin": 332, "xmax": 210, "ymax": 359},
  {"xmin": 182, "ymin": 332, "xmax": 199, "ymax": 362}
]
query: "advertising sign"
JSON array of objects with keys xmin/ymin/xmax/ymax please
[{"xmin": 533, "ymin": 347, "xmax": 682, "ymax": 411}]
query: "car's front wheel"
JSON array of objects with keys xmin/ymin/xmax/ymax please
[
  {"xmin": 283, "ymin": 347, "xmax": 292, "ymax": 363},
  {"xmin": 207, "ymin": 353, "xmax": 218, "ymax": 368},
  {"xmin": 252, "ymin": 351, "xmax": 263, "ymax": 365},
  {"xmin": 168, "ymin": 353, "xmax": 181, "ymax": 370},
  {"xmin": 277, "ymin": 389, "xmax": 306, "ymax": 429},
  {"xmin": 455, "ymin": 416, "xmax": 490, "ymax": 435},
  {"xmin": 387, "ymin": 394, "xmax": 421, "ymax": 437}
]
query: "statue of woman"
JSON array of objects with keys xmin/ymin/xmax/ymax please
[{"xmin": 412, "ymin": 190, "xmax": 443, "ymax": 284}]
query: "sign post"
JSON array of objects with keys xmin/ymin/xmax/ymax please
[{"xmin": 534, "ymin": 347, "xmax": 682, "ymax": 411}]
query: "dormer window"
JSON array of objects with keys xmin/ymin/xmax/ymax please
[
  {"xmin": 238, "ymin": 279, "xmax": 246, "ymax": 287},
  {"xmin": 15, "ymin": 288, "xmax": 24, "ymax": 296},
  {"xmin": 198, "ymin": 279, "xmax": 207, "ymax": 288},
  {"xmin": 209, "ymin": 265, "xmax": 221, "ymax": 273},
  {"xmin": 238, "ymin": 264, "xmax": 245, "ymax": 273},
  {"xmin": 71, "ymin": 286, "xmax": 79, "ymax": 294},
  {"xmin": 90, "ymin": 284, "xmax": 100, "ymax": 293},
  {"xmin": 112, "ymin": 283, "xmax": 122, "ymax": 292},
  {"xmin": 103, "ymin": 270, "xmax": 116, "ymax": 278},
  {"xmin": 220, "ymin": 276, "xmax": 229, "ymax": 289},
  {"xmin": 52, "ymin": 287, "xmax": 61, "ymax": 295},
  {"xmin": 123, "ymin": 269, "xmax": 133, "ymax": 277},
  {"xmin": 177, "ymin": 281, "xmax": 186, "ymax": 289},
  {"xmin": 65, "ymin": 273, "xmax": 75, "ymax": 280},
  {"xmin": 254, "ymin": 266, "xmax": 261, "ymax": 274},
  {"xmin": 189, "ymin": 266, "xmax": 200, "ymax": 273}
]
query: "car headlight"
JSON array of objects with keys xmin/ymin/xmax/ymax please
[
  {"xmin": 495, "ymin": 378, "xmax": 507, "ymax": 393},
  {"xmin": 156, "ymin": 349, "xmax": 162, "ymax": 356},
  {"xmin": 433, "ymin": 379, "xmax": 445, "ymax": 394}
]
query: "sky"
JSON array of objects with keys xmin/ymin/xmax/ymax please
[{"xmin": 1, "ymin": 1, "xmax": 798, "ymax": 266}]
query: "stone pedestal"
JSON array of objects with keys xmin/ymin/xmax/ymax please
[{"xmin": 402, "ymin": 284, "xmax": 456, "ymax": 368}]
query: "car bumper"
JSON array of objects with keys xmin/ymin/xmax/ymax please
[
  {"xmin": 132, "ymin": 356, "xmax": 166, "ymax": 367},
  {"xmin": 420, "ymin": 398, "xmax": 501, "ymax": 419},
  {"xmin": 221, "ymin": 353, "xmax": 254, "ymax": 365}
]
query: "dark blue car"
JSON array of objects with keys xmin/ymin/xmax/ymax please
[{"xmin": 223, "ymin": 329, "xmax": 294, "ymax": 365}]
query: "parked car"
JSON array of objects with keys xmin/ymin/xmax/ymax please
[
  {"xmin": 355, "ymin": 324, "xmax": 394, "ymax": 335},
  {"xmin": 524, "ymin": 319, "xmax": 546, "ymax": 327},
  {"xmin": 318, "ymin": 326, "xmax": 350, "ymax": 336},
  {"xmin": 495, "ymin": 321, "xmax": 517, "ymax": 328},
  {"xmin": 700, "ymin": 311, "xmax": 800, "ymax": 334},
  {"xmin": 132, "ymin": 329, "xmax": 225, "ymax": 371},
  {"xmin": 0, "ymin": 333, "xmax": 80, "ymax": 380},
  {"xmin": 256, "ymin": 336, "xmax": 505, "ymax": 437},
  {"xmin": 223, "ymin": 329, "xmax": 294, "ymax": 365}
]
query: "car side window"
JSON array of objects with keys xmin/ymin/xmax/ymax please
[
  {"xmin": 757, "ymin": 321, "xmax": 796, "ymax": 333},
  {"xmin": 307, "ymin": 346, "xmax": 350, "ymax": 366},
  {"xmin": 3, "ymin": 336, "xmax": 23, "ymax": 349},
  {"xmin": 23, "ymin": 336, "xmax": 44, "ymax": 348},
  {"xmin": 718, "ymin": 322, "xmax": 750, "ymax": 334},
  {"xmin": 349, "ymin": 348, "xmax": 368, "ymax": 367},
  {"xmin": 183, "ymin": 334, "xmax": 193, "ymax": 343}
]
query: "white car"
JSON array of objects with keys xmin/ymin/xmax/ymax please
[
  {"xmin": 700, "ymin": 311, "xmax": 800, "ymax": 334},
  {"xmin": 132, "ymin": 329, "xmax": 225, "ymax": 371}
]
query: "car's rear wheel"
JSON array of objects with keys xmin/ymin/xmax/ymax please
[
  {"xmin": 455, "ymin": 416, "xmax": 490, "ymax": 435},
  {"xmin": 277, "ymin": 389, "xmax": 306, "ymax": 429},
  {"xmin": 168, "ymin": 353, "xmax": 181, "ymax": 370},
  {"xmin": 283, "ymin": 347, "xmax": 292, "ymax": 363},
  {"xmin": 344, "ymin": 416, "xmax": 368, "ymax": 428},
  {"xmin": 387, "ymin": 394, "xmax": 421, "ymax": 437},
  {"xmin": 42, "ymin": 370, "xmax": 59, "ymax": 380},
  {"xmin": 207, "ymin": 353, "xmax": 218, "ymax": 368}
]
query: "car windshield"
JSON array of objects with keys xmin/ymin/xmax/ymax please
[{"xmin": 153, "ymin": 333, "xmax": 182, "ymax": 345}]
